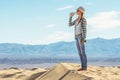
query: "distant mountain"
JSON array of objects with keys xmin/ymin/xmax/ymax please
[{"xmin": 0, "ymin": 38, "xmax": 120, "ymax": 59}]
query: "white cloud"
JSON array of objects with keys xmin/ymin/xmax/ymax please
[
  {"xmin": 39, "ymin": 31, "xmax": 74, "ymax": 44},
  {"xmin": 87, "ymin": 11, "xmax": 120, "ymax": 39},
  {"xmin": 88, "ymin": 11, "xmax": 120, "ymax": 29},
  {"xmin": 57, "ymin": 5, "xmax": 73, "ymax": 11},
  {"xmin": 86, "ymin": 2, "xmax": 93, "ymax": 6},
  {"xmin": 47, "ymin": 24, "xmax": 56, "ymax": 28},
  {"xmin": 49, "ymin": 31, "xmax": 73, "ymax": 41}
]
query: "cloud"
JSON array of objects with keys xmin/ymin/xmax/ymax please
[
  {"xmin": 57, "ymin": 5, "xmax": 73, "ymax": 11},
  {"xmin": 49, "ymin": 31, "xmax": 73, "ymax": 41},
  {"xmin": 47, "ymin": 24, "xmax": 56, "ymax": 28},
  {"xmin": 87, "ymin": 11, "xmax": 120, "ymax": 39},
  {"xmin": 40, "ymin": 31, "xmax": 74, "ymax": 44},
  {"xmin": 88, "ymin": 11, "xmax": 120, "ymax": 29},
  {"xmin": 86, "ymin": 2, "xmax": 93, "ymax": 6}
]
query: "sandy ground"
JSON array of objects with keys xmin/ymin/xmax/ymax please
[
  {"xmin": 0, "ymin": 63, "xmax": 120, "ymax": 80},
  {"xmin": 0, "ymin": 68, "xmax": 47, "ymax": 80}
]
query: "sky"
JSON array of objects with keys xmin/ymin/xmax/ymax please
[{"xmin": 0, "ymin": 0, "xmax": 120, "ymax": 44}]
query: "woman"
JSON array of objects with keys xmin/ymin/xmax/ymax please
[{"xmin": 69, "ymin": 6, "xmax": 87, "ymax": 71}]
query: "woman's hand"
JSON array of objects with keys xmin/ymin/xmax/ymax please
[
  {"xmin": 70, "ymin": 12, "xmax": 75, "ymax": 17},
  {"xmin": 81, "ymin": 40, "xmax": 86, "ymax": 44}
]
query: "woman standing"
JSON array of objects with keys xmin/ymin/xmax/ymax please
[{"xmin": 69, "ymin": 6, "xmax": 87, "ymax": 71}]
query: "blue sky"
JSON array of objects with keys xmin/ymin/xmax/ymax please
[{"xmin": 0, "ymin": 0, "xmax": 120, "ymax": 44}]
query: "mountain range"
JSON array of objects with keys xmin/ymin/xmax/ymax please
[{"xmin": 0, "ymin": 38, "xmax": 120, "ymax": 59}]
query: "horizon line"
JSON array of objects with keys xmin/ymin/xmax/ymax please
[{"xmin": 0, "ymin": 37, "xmax": 119, "ymax": 45}]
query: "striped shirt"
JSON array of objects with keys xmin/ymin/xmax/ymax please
[
  {"xmin": 75, "ymin": 20, "xmax": 82, "ymax": 35},
  {"xmin": 69, "ymin": 17, "xmax": 87, "ymax": 40}
]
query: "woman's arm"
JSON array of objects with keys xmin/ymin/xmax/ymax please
[
  {"xmin": 69, "ymin": 12, "xmax": 77, "ymax": 27},
  {"xmin": 81, "ymin": 18, "xmax": 87, "ymax": 41},
  {"xmin": 69, "ymin": 17, "xmax": 77, "ymax": 27}
]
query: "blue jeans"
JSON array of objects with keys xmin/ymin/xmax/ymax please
[{"xmin": 75, "ymin": 35, "xmax": 87, "ymax": 69}]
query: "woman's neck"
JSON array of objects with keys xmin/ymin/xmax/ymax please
[
  {"xmin": 78, "ymin": 16, "xmax": 82, "ymax": 22},
  {"xmin": 78, "ymin": 16, "xmax": 82, "ymax": 19}
]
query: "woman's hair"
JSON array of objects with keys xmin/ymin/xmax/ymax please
[
  {"xmin": 77, "ymin": 12, "xmax": 84, "ymax": 24},
  {"xmin": 81, "ymin": 12, "xmax": 84, "ymax": 18},
  {"xmin": 76, "ymin": 9, "xmax": 84, "ymax": 18},
  {"xmin": 77, "ymin": 6, "xmax": 85, "ymax": 14}
]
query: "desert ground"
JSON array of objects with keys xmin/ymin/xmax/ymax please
[{"xmin": 0, "ymin": 63, "xmax": 120, "ymax": 80}]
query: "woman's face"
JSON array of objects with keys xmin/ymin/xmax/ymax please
[{"xmin": 76, "ymin": 10, "xmax": 82, "ymax": 18}]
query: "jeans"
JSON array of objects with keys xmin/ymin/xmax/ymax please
[{"xmin": 75, "ymin": 35, "xmax": 87, "ymax": 69}]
